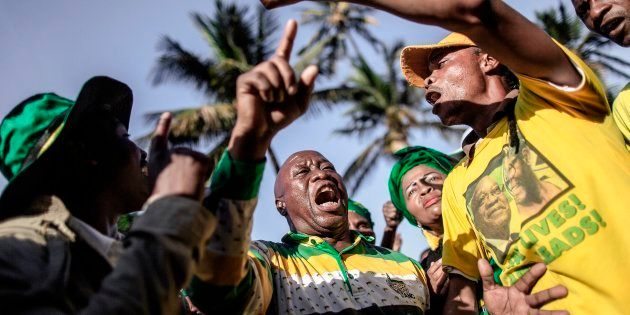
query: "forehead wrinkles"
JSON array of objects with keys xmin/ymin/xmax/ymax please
[
  {"xmin": 287, "ymin": 153, "xmax": 329, "ymax": 169},
  {"xmin": 429, "ymin": 46, "xmax": 478, "ymax": 69}
]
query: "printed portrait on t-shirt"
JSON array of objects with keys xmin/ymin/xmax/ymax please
[{"xmin": 465, "ymin": 134, "xmax": 571, "ymax": 263}]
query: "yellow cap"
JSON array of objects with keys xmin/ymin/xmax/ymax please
[{"xmin": 400, "ymin": 32, "xmax": 476, "ymax": 88}]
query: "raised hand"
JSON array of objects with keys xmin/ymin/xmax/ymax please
[
  {"xmin": 229, "ymin": 19, "xmax": 318, "ymax": 161},
  {"xmin": 479, "ymin": 259, "xmax": 569, "ymax": 315},
  {"xmin": 147, "ymin": 112, "xmax": 173, "ymax": 191},
  {"xmin": 146, "ymin": 111, "xmax": 211, "ymax": 202},
  {"xmin": 382, "ymin": 200, "xmax": 403, "ymax": 229},
  {"xmin": 151, "ymin": 147, "xmax": 211, "ymax": 202}
]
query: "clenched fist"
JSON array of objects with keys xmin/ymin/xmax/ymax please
[{"xmin": 382, "ymin": 201, "xmax": 403, "ymax": 229}]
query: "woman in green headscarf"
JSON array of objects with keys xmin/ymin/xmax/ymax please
[{"xmin": 388, "ymin": 146, "xmax": 459, "ymax": 312}]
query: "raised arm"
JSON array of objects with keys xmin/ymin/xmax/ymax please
[
  {"xmin": 380, "ymin": 201, "xmax": 402, "ymax": 250},
  {"xmin": 262, "ymin": 0, "xmax": 581, "ymax": 87},
  {"xmin": 189, "ymin": 19, "xmax": 318, "ymax": 313}
]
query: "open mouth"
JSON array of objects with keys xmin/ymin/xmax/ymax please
[
  {"xmin": 314, "ymin": 184, "xmax": 341, "ymax": 210},
  {"xmin": 425, "ymin": 91, "xmax": 441, "ymax": 106}
]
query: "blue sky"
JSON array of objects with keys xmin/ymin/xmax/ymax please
[{"xmin": 1, "ymin": 0, "xmax": 627, "ymax": 258}]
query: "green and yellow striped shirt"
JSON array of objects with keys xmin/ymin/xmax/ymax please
[{"xmin": 190, "ymin": 152, "xmax": 429, "ymax": 314}]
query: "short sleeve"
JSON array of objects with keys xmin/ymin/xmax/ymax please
[{"xmin": 515, "ymin": 40, "xmax": 610, "ymax": 118}]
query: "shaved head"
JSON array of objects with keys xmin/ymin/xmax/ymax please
[
  {"xmin": 273, "ymin": 150, "xmax": 349, "ymax": 238},
  {"xmin": 274, "ymin": 150, "xmax": 321, "ymax": 199}
]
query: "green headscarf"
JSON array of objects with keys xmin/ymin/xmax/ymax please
[
  {"xmin": 387, "ymin": 146, "xmax": 457, "ymax": 226},
  {"xmin": 347, "ymin": 199, "xmax": 374, "ymax": 228}
]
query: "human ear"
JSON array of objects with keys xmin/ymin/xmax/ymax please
[
  {"xmin": 480, "ymin": 53, "xmax": 501, "ymax": 73},
  {"xmin": 276, "ymin": 198, "xmax": 287, "ymax": 216}
]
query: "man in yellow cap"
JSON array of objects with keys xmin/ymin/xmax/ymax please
[{"xmin": 263, "ymin": 1, "xmax": 630, "ymax": 314}]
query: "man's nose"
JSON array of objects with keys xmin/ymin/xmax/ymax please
[
  {"xmin": 423, "ymin": 74, "xmax": 435, "ymax": 88},
  {"xmin": 311, "ymin": 168, "xmax": 333, "ymax": 181}
]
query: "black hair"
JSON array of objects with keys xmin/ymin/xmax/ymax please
[{"xmin": 472, "ymin": 48, "xmax": 520, "ymax": 91}]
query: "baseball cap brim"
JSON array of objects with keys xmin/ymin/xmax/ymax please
[
  {"xmin": 400, "ymin": 32, "xmax": 476, "ymax": 88},
  {"xmin": 0, "ymin": 76, "xmax": 133, "ymax": 215}
]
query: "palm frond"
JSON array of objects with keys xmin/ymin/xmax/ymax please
[
  {"xmin": 307, "ymin": 86, "xmax": 367, "ymax": 116},
  {"xmin": 254, "ymin": 5, "xmax": 279, "ymax": 64},
  {"xmin": 144, "ymin": 103, "xmax": 236, "ymax": 146},
  {"xmin": 206, "ymin": 135, "xmax": 231, "ymax": 174},
  {"xmin": 590, "ymin": 51, "xmax": 630, "ymax": 68},
  {"xmin": 536, "ymin": 2, "xmax": 629, "ymax": 82},
  {"xmin": 294, "ymin": 34, "xmax": 334, "ymax": 74},
  {"xmin": 297, "ymin": 2, "xmax": 379, "ymax": 76},
  {"xmin": 332, "ymin": 113, "xmax": 380, "ymax": 138},
  {"xmin": 151, "ymin": 36, "xmax": 215, "ymax": 95},
  {"xmin": 342, "ymin": 137, "xmax": 384, "ymax": 194},
  {"xmin": 193, "ymin": 1, "xmax": 253, "ymax": 64},
  {"xmin": 596, "ymin": 62, "xmax": 630, "ymax": 80}
]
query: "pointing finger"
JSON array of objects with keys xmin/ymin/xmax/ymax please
[{"xmin": 275, "ymin": 19, "xmax": 298, "ymax": 61}]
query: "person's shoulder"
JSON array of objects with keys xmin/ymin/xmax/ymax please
[
  {"xmin": 0, "ymin": 195, "xmax": 76, "ymax": 244},
  {"xmin": 250, "ymin": 239, "xmax": 293, "ymax": 257},
  {"xmin": 366, "ymin": 243, "xmax": 417, "ymax": 263},
  {"xmin": 614, "ymin": 82, "xmax": 630, "ymax": 105},
  {"xmin": 0, "ymin": 214, "xmax": 72, "ymax": 246}
]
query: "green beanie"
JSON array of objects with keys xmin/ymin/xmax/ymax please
[
  {"xmin": 387, "ymin": 146, "xmax": 457, "ymax": 226},
  {"xmin": 347, "ymin": 199, "xmax": 374, "ymax": 228}
]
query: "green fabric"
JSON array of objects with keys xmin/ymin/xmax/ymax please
[
  {"xmin": 189, "ymin": 264, "xmax": 258, "ymax": 314},
  {"xmin": 347, "ymin": 199, "xmax": 374, "ymax": 228},
  {"xmin": 387, "ymin": 146, "xmax": 456, "ymax": 226},
  {"xmin": 0, "ymin": 93, "xmax": 74, "ymax": 181},
  {"xmin": 210, "ymin": 150, "xmax": 266, "ymax": 200}
]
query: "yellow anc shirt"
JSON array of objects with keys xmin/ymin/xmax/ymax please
[
  {"xmin": 441, "ymin": 43, "xmax": 630, "ymax": 314},
  {"xmin": 613, "ymin": 83, "xmax": 630, "ymax": 151}
]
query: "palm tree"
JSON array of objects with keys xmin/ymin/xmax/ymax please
[
  {"xmin": 146, "ymin": 0, "xmax": 281, "ymax": 171},
  {"xmin": 311, "ymin": 41, "xmax": 462, "ymax": 194},
  {"xmin": 535, "ymin": 2, "xmax": 630, "ymax": 98},
  {"xmin": 296, "ymin": 2, "xmax": 380, "ymax": 76}
]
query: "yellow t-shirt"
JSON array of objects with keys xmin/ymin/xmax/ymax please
[
  {"xmin": 613, "ymin": 82, "xmax": 630, "ymax": 151},
  {"xmin": 441, "ymin": 44, "xmax": 630, "ymax": 314}
]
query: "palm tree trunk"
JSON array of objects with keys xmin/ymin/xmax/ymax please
[{"xmin": 267, "ymin": 145, "xmax": 281, "ymax": 174}]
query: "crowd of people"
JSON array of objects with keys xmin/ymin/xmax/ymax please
[{"xmin": 0, "ymin": 0, "xmax": 628, "ymax": 314}]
